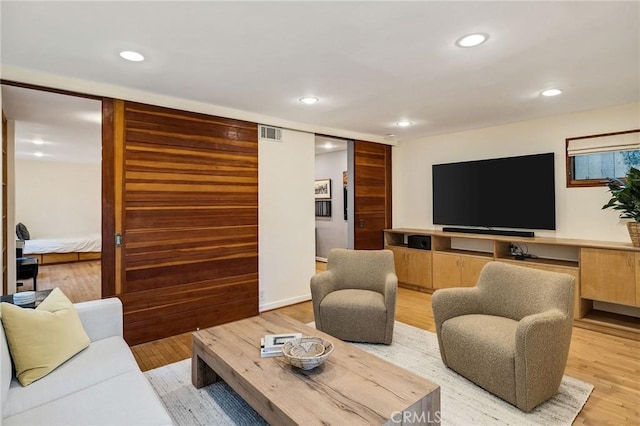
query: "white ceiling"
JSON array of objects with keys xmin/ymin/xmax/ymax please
[
  {"xmin": 2, "ymin": 84, "xmax": 346, "ymax": 163},
  {"xmin": 2, "ymin": 86, "xmax": 102, "ymax": 164},
  {"xmin": 315, "ymin": 135, "xmax": 348, "ymax": 155},
  {"xmin": 1, "ymin": 1, "xmax": 639, "ymax": 149}
]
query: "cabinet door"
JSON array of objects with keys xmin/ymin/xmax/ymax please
[
  {"xmin": 388, "ymin": 246, "xmax": 410, "ymax": 284},
  {"xmin": 405, "ymin": 250, "xmax": 432, "ymax": 289},
  {"xmin": 581, "ymin": 248, "xmax": 636, "ymax": 306},
  {"xmin": 460, "ymin": 257, "xmax": 491, "ymax": 287},
  {"xmin": 388, "ymin": 246, "xmax": 432, "ymax": 289},
  {"xmin": 432, "ymin": 252, "xmax": 461, "ymax": 289},
  {"xmin": 635, "ymin": 253, "xmax": 640, "ymax": 306}
]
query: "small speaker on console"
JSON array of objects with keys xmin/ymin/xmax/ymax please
[{"xmin": 407, "ymin": 235, "xmax": 431, "ymax": 250}]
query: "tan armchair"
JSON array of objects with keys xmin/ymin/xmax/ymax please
[
  {"xmin": 310, "ymin": 248, "xmax": 397, "ymax": 344},
  {"xmin": 432, "ymin": 261, "xmax": 575, "ymax": 412}
]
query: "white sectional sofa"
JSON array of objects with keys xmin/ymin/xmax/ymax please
[{"xmin": 1, "ymin": 297, "xmax": 173, "ymax": 425}]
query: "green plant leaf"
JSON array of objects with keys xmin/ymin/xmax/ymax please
[{"xmin": 602, "ymin": 167, "xmax": 640, "ymax": 222}]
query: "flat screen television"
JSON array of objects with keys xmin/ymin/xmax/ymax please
[{"xmin": 432, "ymin": 153, "xmax": 556, "ymax": 230}]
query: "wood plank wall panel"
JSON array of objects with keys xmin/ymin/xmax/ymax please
[
  {"xmin": 354, "ymin": 140, "xmax": 392, "ymax": 250},
  {"xmin": 118, "ymin": 102, "xmax": 258, "ymax": 345},
  {"xmin": 101, "ymin": 99, "xmax": 115, "ymax": 297},
  {"xmin": 2, "ymin": 111, "xmax": 7, "ymax": 294}
]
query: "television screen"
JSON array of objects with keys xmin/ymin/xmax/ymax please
[{"xmin": 432, "ymin": 153, "xmax": 556, "ymax": 230}]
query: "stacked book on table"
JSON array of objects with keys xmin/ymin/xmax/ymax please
[
  {"xmin": 260, "ymin": 332, "xmax": 302, "ymax": 358},
  {"xmin": 13, "ymin": 291, "xmax": 36, "ymax": 306}
]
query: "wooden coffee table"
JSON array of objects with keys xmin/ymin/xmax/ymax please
[{"xmin": 192, "ymin": 312, "xmax": 440, "ymax": 425}]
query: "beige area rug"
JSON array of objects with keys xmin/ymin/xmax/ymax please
[{"xmin": 145, "ymin": 322, "xmax": 593, "ymax": 425}]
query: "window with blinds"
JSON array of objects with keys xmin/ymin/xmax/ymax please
[{"xmin": 566, "ymin": 129, "xmax": 640, "ymax": 187}]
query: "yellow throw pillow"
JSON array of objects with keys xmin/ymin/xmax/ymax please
[{"xmin": 0, "ymin": 288, "xmax": 90, "ymax": 386}]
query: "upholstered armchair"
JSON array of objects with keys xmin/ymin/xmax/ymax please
[
  {"xmin": 432, "ymin": 261, "xmax": 575, "ymax": 412},
  {"xmin": 310, "ymin": 248, "xmax": 397, "ymax": 344}
]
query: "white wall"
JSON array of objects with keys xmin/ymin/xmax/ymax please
[
  {"xmin": 315, "ymin": 149, "xmax": 348, "ymax": 259},
  {"xmin": 6, "ymin": 120, "xmax": 17, "ymax": 295},
  {"xmin": 15, "ymin": 159, "xmax": 101, "ymax": 238},
  {"xmin": 0, "ymin": 90, "xmax": 3, "ymax": 294},
  {"xmin": 259, "ymin": 129, "xmax": 316, "ymax": 311},
  {"xmin": 393, "ymin": 103, "xmax": 640, "ymax": 243}
]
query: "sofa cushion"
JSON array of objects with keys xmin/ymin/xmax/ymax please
[
  {"xmin": 2, "ymin": 370, "xmax": 173, "ymax": 426},
  {"xmin": 441, "ymin": 314, "xmax": 518, "ymax": 403},
  {"xmin": 0, "ymin": 288, "xmax": 90, "ymax": 386},
  {"xmin": 3, "ymin": 336, "xmax": 138, "ymax": 418},
  {"xmin": 74, "ymin": 298, "xmax": 123, "ymax": 342}
]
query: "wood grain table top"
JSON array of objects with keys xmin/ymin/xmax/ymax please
[{"xmin": 192, "ymin": 312, "xmax": 440, "ymax": 425}]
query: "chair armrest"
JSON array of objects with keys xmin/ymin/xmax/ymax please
[
  {"xmin": 310, "ymin": 271, "xmax": 336, "ymax": 302},
  {"xmin": 74, "ymin": 298, "xmax": 123, "ymax": 342},
  {"xmin": 310, "ymin": 270, "xmax": 336, "ymax": 329},
  {"xmin": 431, "ymin": 287, "xmax": 483, "ymax": 366},
  {"xmin": 514, "ymin": 309, "xmax": 573, "ymax": 410},
  {"xmin": 383, "ymin": 272, "xmax": 398, "ymax": 344},
  {"xmin": 515, "ymin": 309, "xmax": 571, "ymax": 358},
  {"xmin": 431, "ymin": 287, "xmax": 483, "ymax": 335},
  {"xmin": 383, "ymin": 272, "xmax": 398, "ymax": 303}
]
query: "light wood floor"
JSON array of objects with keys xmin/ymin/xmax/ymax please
[
  {"xmin": 36, "ymin": 260, "xmax": 640, "ymax": 424},
  {"xmin": 30, "ymin": 260, "xmax": 101, "ymax": 303}
]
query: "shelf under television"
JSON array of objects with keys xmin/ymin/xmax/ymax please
[
  {"xmin": 496, "ymin": 256, "xmax": 579, "ymax": 269},
  {"xmin": 574, "ymin": 310, "xmax": 640, "ymax": 341},
  {"xmin": 433, "ymin": 248, "xmax": 493, "ymax": 259}
]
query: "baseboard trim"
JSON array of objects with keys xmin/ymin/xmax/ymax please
[{"xmin": 259, "ymin": 293, "xmax": 311, "ymax": 312}]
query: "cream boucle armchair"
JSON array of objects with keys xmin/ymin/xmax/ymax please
[
  {"xmin": 310, "ymin": 248, "xmax": 397, "ymax": 344},
  {"xmin": 432, "ymin": 261, "xmax": 575, "ymax": 412}
]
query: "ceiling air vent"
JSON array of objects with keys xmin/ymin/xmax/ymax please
[{"xmin": 259, "ymin": 125, "xmax": 282, "ymax": 142}]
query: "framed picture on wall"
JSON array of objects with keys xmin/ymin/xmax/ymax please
[
  {"xmin": 315, "ymin": 179, "xmax": 332, "ymax": 199},
  {"xmin": 343, "ymin": 171, "xmax": 348, "ymax": 220},
  {"xmin": 315, "ymin": 200, "xmax": 332, "ymax": 217}
]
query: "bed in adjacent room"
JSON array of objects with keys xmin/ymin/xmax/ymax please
[{"xmin": 22, "ymin": 233, "xmax": 102, "ymax": 265}]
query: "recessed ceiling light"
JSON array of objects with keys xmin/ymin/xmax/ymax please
[
  {"xmin": 33, "ymin": 152, "xmax": 44, "ymax": 157},
  {"xmin": 119, "ymin": 51, "xmax": 145, "ymax": 62},
  {"xmin": 299, "ymin": 97, "xmax": 319, "ymax": 105},
  {"xmin": 540, "ymin": 88, "xmax": 563, "ymax": 97},
  {"xmin": 32, "ymin": 139, "xmax": 45, "ymax": 145},
  {"xmin": 323, "ymin": 142, "xmax": 333, "ymax": 149},
  {"xmin": 396, "ymin": 120, "xmax": 413, "ymax": 127},
  {"xmin": 455, "ymin": 33, "xmax": 489, "ymax": 48}
]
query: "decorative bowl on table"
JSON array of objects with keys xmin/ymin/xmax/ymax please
[{"xmin": 282, "ymin": 336, "xmax": 334, "ymax": 370}]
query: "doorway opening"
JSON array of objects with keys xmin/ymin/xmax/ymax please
[
  {"xmin": 314, "ymin": 135, "xmax": 353, "ymax": 263},
  {"xmin": 1, "ymin": 84, "xmax": 102, "ymax": 302}
]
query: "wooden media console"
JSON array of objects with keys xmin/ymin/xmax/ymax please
[{"xmin": 385, "ymin": 228, "xmax": 640, "ymax": 341}]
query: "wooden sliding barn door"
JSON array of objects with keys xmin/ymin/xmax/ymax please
[
  {"xmin": 354, "ymin": 140, "xmax": 392, "ymax": 250},
  {"xmin": 106, "ymin": 100, "xmax": 258, "ymax": 345},
  {"xmin": 2, "ymin": 111, "xmax": 7, "ymax": 294}
]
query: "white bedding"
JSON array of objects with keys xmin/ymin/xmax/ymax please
[{"xmin": 23, "ymin": 234, "xmax": 102, "ymax": 254}]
